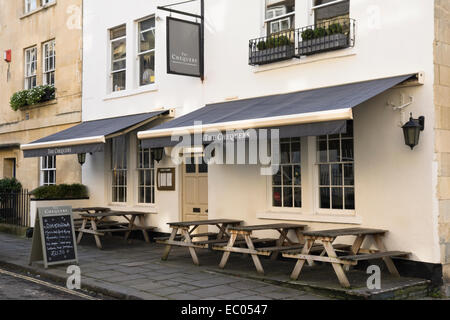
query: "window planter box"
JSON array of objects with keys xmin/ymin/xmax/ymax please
[
  {"xmin": 249, "ymin": 44, "xmax": 295, "ymax": 66},
  {"xmin": 299, "ymin": 33, "xmax": 349, "ymax": 56}
]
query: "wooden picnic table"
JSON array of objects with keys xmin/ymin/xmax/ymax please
[
  {"xmin": 158, "ymin": 219, "xmax": 243, "ymax": 265},
  {"xmin": 76, "ymin": 210, "xmax": 154, "ymax": 249},
  {"xmin": 73, "ymin": 207, "xmax": 111, "ymax": 214},
  {"xmin": 214, "ymin": 223, "xmax": 307, "ymax": 275},
  {"xmin": 282, "ymin": 227, "xmax": 410, "ymax": 288}
]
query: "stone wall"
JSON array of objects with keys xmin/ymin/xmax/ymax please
[
  {"xmin": 434, "ymin": 0, "xmax": 450, "ymax": 283},
  {"xmin": 0, "ymin": 0, "xmax": 82, "ymax": 188}
]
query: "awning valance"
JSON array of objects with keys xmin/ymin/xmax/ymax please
[
  {"xmin": 22, "ymin": 110, "xmax": 170, "ymax": 158},
  {"xmin": 138, "ymin": 74, "xmax": 415, "ymax": 148}
]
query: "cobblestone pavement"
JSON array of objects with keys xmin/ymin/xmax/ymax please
[{"xmin": 0, "ymin": 233, "xmax": 330, "ymax": 300}]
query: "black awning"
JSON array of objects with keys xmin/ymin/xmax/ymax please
[
  {"xmin": 138, "ymin": 74, "xmax": 414, "ymax": 148},
  {"xmin": 22, "ymin": 110, "xmax": 169, "ymax": 158}
]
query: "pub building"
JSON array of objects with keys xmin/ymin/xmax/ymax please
[{"xmin": 19, "ymin": 0, "xmax": 450, "ymax": 287}]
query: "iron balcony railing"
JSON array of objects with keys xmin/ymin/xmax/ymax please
[
  {"xmin": 0, "ymin": 189, "xmax": 31, "ymax": 227},
  {"xmin": 249, "ymin": 18, "xmax": 356, "ymax": 66}
]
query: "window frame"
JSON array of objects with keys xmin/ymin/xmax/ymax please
[
  {"xmin": 264, "ymin": 0, "xmax": 295, "ymax": 36},
  {"xmin": 41, "ymin": 0, "xmax": 55, "ymax": 6},
  {"xmin": 137, "ymin": 16, "xmax": 156, "ymax": 87},
  {"xmin": 267, "ymin": 137, "xmax": 306, "ymax": 214},
  {"xmin": 136, "ymin": 141, "xmax": 155, "ymax": 204},
  {"xmin": 24, "ymin": 46, "xmax": 37, "ymax": 89},
  {"xmin": 311, "ymin": 0, "xmax": 350, "ymax": 25},
  {"xmin": 42, "ymin": 39, "xmax": 55, "ymax": 86},
  {"xmin": 40, "ymin": 156, "xmax": 56, "ymax": 186},
  {"xmin": 314, "ymin": 124, "xmax": 355, "ymax": 215},
  {"xmin": 24, "ymin": 0, "xmax": 37, "ymax": 14},
  {"xmin": 109, "ymin": 25, "xmax": 127, "ymax": 92}
]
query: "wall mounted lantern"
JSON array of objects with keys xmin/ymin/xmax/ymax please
[
  {"xmin": 153, "ymin": 148, "xmax": 165, "ymax": 163},
  {"xmin": 402, "ymin": 113, "xmax": 425, "ymax": 150},
  {"xmin": 77, "ymin": 153, "xmax": 86, "ymax": 166}
]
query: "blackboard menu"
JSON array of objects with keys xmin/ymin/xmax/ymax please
[
  {"xmin": 42, "ymin": 214, "xmax": 76, "ymax": 263},
  {"xmin": 29, "ymin": 206, "xmax": 78, "ymax": 268}
]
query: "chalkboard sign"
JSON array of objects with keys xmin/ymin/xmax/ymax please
[{"xmin": 29, "ymin": 206, "xmax": 78, "ymax": 268}]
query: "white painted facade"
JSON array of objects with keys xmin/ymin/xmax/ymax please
[{"xmin": 82, "ymin": 0, "xmax": 440, "ymax": 264}]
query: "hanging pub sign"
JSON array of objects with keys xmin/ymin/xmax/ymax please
[
  {"xmin": 167, "ymin": 17, "xmax": 202, "ymax": 78},
  {"xmin": 29, "ymin": 206, "xmax": 78, "ymax": 269}
]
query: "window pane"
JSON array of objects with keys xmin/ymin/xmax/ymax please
[
  {"xmin": 143, "ymin": 150, "xmax": 149, "ymax": 168},
  {"xmin": 344, "ymin": 164, "xmax": 354, "ymax": 186},
  {"xmin": 282, "ymin": 166, "xmax": 292, "ymax": 185},
  {"xmin": 266, "ymin": 0, "xmax": 295, "ymax": 19},
  {"xmin": 319, "ymin": 164, "xmax": 329, "ymax": 186},
  {"xmin": 281, "ymin": 142, "xmax": 290, "ymax": 164},
  {"xmin": 140, "ymin": 29, "xmax": 155, "ymax": 53},
  {"xmin": 145, "ymin": 170, "xmax": 151, "ymax": 185},
  {"xmin": 345, "ymin": 188, "xmax": 355, "ymax": 210},
  {"xmin": 112, "ymin": 71, "xmax": 126, "ymax": 91},
  {"xmin": 328, "ymin": 139, "xmax": 340, "ymax": 162},
  {"xmin": 139, "ymin": 171, "xmax": 145, "ymax": 186},
  {"xmin": 341, "ymin": 139, "xmax": 354, "ymax": 162},
  {"xmin": 342, "ymin": 120, "xmax": 353, "ymax": 138},
  {"xmin": 145, "ymin": 187, "xmax": 151, "ymax": 204},
  {"xmin": 317, "ymin": 140, "xmax": 327, "ymax": 162},
  {"xmin": 294, "ymin": 187, "xmax": 301, "ymax": 208},
  {"xmin": 272, "ymin": 169, "xmax": 281, "ymax": 185},
  {"xmin": 113, "ymin": 60, "xmax": 126, "ymax": 71},
  {"xmin": 110, "ymin": 26, "xmax": 126, "ymax": 40},
  {"xmin": 273, "ymin": 187, "xmax": 282, "ymax": 207},
  {"xmin": 140, "ymin": 18, "xmax": 155, "ymax": 31},
  {"xmin": 139, "ymin": 52, "xmax": 155, "ymax": 86},
  {"xmin": 314, "ymin": 0, "xmax": 349, "ymax": 24},
  {"xmin": 112, "ymin": 39, "xmax": 126, "ymax": 63},
  {"xmin": 293, "ymin": 165, "xmax": 301, "ymax": 185},
  {"xmin": 291, "ymin": 141, "xmax": 300, "ymax": 163},
  {"xmin": 283, "ymin": 187, "xmax": 293, "ymax": 207},
  {"xmin": 331, "ymin": 188, "xmax": 343, "ymax": 209},
  {"xmin": 151, "ymin": 187, "xmax": 155, "ymax": 203},
  {"xmin": 320, "ymin": 187, "xmax": 330, "ymax": 209},
  {"xmin": 139, "ymin": 187, "xmax": 144, "ymax": 203},
  {"xmin": 331, "ymin": 164, "xmax": 342, "ymax": 186},
  {"xmin": 186, "ymin": 157, "xmax": 196, "ymax": 173}
]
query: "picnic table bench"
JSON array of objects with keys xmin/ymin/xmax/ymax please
[
  {"xmin": 282, "ymin": 227, "xmax": 410, "ymax": 288},
  {"xmin": 158, "ymin": 219, "xmax": 243, "ymax": 265},
  {"xmin": 213, "ymin": 223, "xmax": 307, "ymax": 275},
  {"xmin": 74, "ymin": 208, "xmax": 155, "ymax": 249}
]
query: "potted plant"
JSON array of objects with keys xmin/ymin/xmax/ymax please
[
  {"xmin": 299, "ymin": 22, "xmax": 349, "ymax": 56},
  {"xmin": 250, "ymin": 33, "xmax": 295, "ymax": 65},
  {"xmin": 10, "ymin": 85, "xmax": 56, "ymax": 111}
]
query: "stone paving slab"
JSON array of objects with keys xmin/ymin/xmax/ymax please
[{"xmin": 0, "ymin": 232, "xmax": 432, "ymax": 300}]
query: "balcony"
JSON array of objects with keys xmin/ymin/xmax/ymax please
[{"xmin": 249, "ymin": 18, "xmax": 355, "ymax": 66}]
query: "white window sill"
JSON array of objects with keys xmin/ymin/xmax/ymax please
[
  {"xmin": 134, "ymin": 204, "xmax": 158, "ymax": 213},
  {"xmin": 20, "ymin": 2, "xmax": 56, "ymax": 19},
  {"xmin": 257, "ymin": 211, "xmax": 362, "ymax": 225},
  {"xmin": 252, "ymin": 47, "xmax": 356, "ymax": 73},
  {"xmin": 107, "ymin": 203, "xmax": 158, "ymax": 214},
  {"xmin": 103, "ymin": 84, "xmax": 159, "ymax": 101}
]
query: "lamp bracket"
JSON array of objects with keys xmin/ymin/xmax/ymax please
[{"xmin": 388, "ymin": 95, "xmax": 414, "ymax": 111}]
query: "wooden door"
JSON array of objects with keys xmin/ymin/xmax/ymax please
[{"xmin": 182, "ymin": 156, "xmax": 208, "ymax": 230}]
